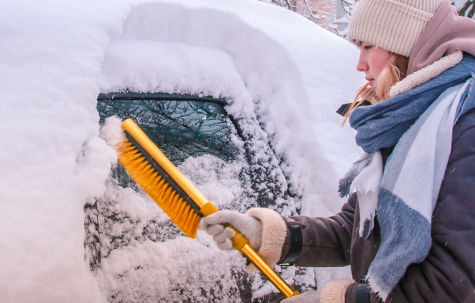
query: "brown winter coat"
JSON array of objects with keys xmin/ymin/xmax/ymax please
[{"xmin": 279, "ymin": 106, "xmax": 475, "ymax": 302}]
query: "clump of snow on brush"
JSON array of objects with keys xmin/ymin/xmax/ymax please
[
  {"xmin": 101, "ymin": 116, "xmax": 126, "ymax": 150},
  {"xmin": 2, "ymin": 0, "xmax": 364, "ymax": 301}
]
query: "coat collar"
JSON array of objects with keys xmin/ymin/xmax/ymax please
[{"xmin": 390, "ymin": 51, "xmax": 463, "ymax": 98}]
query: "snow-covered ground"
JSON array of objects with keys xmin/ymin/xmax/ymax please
[{"xmin": 0, "ymin": 0, "xmax": 363, "ymax": 302}]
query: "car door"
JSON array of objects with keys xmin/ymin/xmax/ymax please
[{"xmin": 85, "ymin": 91, "xmax": 298, "ymax": 302}]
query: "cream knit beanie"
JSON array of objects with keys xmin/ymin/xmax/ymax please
[{"xmin": 348, "ymin": 0, "xmax": 443, "ymax": 57}]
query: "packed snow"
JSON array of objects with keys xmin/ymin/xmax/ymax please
[{"xmin": 0, "ymin": 0, "xmax": 363, "ymax": 302}]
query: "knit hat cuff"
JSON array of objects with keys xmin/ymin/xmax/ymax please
[{"xmin": 348, "ymin": 0, "xmax": 438, "ymax": 57}]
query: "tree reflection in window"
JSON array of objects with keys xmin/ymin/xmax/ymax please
[{"xmin": 97, "ymin": 98, "xmax": 239, "ymax": 188}]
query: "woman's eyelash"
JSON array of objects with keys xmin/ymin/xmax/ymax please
[{"xmin": 364, "ymin": 45, "xmax": 372, "ymax": 50}]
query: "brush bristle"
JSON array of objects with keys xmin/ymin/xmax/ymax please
[{"xmin": 115, "ymin": 139, "xmax": 201, "ymax": 238}]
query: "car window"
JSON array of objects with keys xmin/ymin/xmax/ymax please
[{"xmin": 97, "ymin": 93, "xmax": 240, "ymax": 187}]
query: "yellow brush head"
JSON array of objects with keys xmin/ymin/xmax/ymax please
[{"xmin": 107, "ymin": 118, "xmax": 202, "ymax": 238}]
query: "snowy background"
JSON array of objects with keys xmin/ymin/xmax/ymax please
[{"xmin": 0, "ymin": 0, "xmax": 363, "ymax": 302}]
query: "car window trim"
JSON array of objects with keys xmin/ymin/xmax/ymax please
[
  {"xmin": 97, "ymin": 92, "xmax": 227, "ymax": 107},
  {"xmin": 97, "ymin": 91, "xmax": 248, "ymax": 165}
]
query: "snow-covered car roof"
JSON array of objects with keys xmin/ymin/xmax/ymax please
[{"xmin": 0, "ymin": 0, "xmax": 363, "ymax": 301}]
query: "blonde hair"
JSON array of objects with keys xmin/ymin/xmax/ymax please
[{"xmin": 343, "ymin": 50, "xmax": 409, "ymax": 124}]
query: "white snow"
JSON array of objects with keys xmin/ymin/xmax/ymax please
[
  {"xmin": 0, "ymin": 0, "xmax": 363, "ymax": 301},
  {"xmin": 0, "ymin": 1, "xmax": 126, "ymax": 302}
]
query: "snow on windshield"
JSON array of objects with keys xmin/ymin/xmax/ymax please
[{"xmin": 1, "ymin": 0, "xmax": 363, "ymax": 301}]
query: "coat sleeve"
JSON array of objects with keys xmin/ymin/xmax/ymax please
[
  {"xmin": 348, "ymin": 116, "xmax": 475, "ymax": 303},
  {"xmin": 280, "ymin": 193, "xmax": 357, "ymax": 267}
]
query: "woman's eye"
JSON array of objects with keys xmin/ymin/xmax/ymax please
[{"xmin": 364, "ymin": 45, "xmax": 372, "ymax": 50}]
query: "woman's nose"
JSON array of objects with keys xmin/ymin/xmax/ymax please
[{"xmin": 356, "ymin": 53, "xmax": 368, "ymax": 72}]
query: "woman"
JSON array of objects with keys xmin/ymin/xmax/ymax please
[{"xmin": 200, "ymin": 0, "xmax": 475, "ymax": 302}]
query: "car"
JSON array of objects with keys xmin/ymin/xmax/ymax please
[{"xmin": 1, "ymin": 0, "xmax": 363, "ymax": 302}]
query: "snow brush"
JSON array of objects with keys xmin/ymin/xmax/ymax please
[{"xmin": 104, "ymin": 117, "xmax": 300, "ymax": 298}]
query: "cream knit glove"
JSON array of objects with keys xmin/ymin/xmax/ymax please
[
  {"xmin": 281, "ymin": 290, "xmax": 320, "ymax": 302},
  {"xmin": 200, "ymin": 210, "xmax": 263, "ymax": 251},
  {"xmin": 281, "ymin": 280, "xmax": 354, "ymax": 303},
  {"xmin": 200, "ymin": 207, "xmax": 287, "ymax": 273},
  {"xmin": 320, "ymin": 279, "xmax": 354, "ymax": 303}
]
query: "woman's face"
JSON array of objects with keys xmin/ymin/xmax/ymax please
[{"xmin": 356, "ymin": 42, "xmax": 391, "ymax": 86}]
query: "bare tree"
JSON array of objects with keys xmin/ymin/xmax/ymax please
[
  {"xmin": 258, "ymin": 0, "xmax": 357, "ymax": 37},
  {"xmin": 454, "ymin": 0, "xmax": 475, "ymax": 18},
  {"xmin": 264, "ymin": 0, "xmax": 297, "ymax": 11},
  {"xmin": 295, "ymin": 0, "xmax": 337, "ymax": 31},
  {"xmin": 329, "ymin": 0, "xmax": 355, "ymax": 37}
]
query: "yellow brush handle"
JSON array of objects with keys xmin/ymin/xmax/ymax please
[
  {"xmin": 201, "ymin": 203, "xmax": 299, "ymax": 298},
  {"xmin": 122, "ymin": 118, "xmax": 299, "ymax": 298}
]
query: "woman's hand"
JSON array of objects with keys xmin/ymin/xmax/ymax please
[
  {"xmin": 200, "ymin": 208, "xmax": 287, "ymax": 274},
  {"xmin": 200, "ymin": 210, "xmax": 263, "ymax": 251},
  {"xmin": 282, "ymin": 290, "xmax": 320, "ymax": 303}
]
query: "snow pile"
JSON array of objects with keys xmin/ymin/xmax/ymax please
[
  {"xmin": 97, "ymin": 235, "xmax": 247, "ymax": 302},
  {"xmin": 99, "ymin": 40, "xmax": 254, "ymax": 118},
  {"xmin": 0, "ymin": 0, "xmax": 364, "ymax": 301},
  {"xmin": 0, "ymin": 0, "xmax": 129, "ymax": 301}
]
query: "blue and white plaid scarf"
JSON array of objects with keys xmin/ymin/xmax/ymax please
[{"xmin": 339, "ymin": 55, "xmax": 475, "ymax": 301}]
